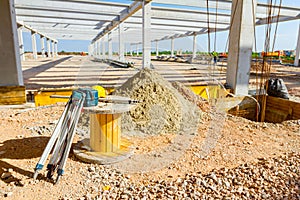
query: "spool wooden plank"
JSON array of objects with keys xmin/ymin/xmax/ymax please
[
  {"xmin": 100, "ymin": 114, "xmax": 107, "ymax": 152},
  {"xmin": 112, "ymin": 114, "xmax": 121, "ymax": 151},
  {"xmin": 90, "ymin": 114, "xmax": 102, "ymax": 152},
  {"xmin": 106, "ymin": 114, "xmax": 113, "ymax": 152}
]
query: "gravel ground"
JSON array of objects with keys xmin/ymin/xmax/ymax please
[
  {"xmin": 79, "ymin": 152, "xmax": 300, "ymax": 199},
  {"xmin": 0, "ymin": 105, "xmax": 299, "ymax": 199}
]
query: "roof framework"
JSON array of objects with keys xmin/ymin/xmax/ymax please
[{"xmin": 14, "ymin": 0, "xmax": 300, "ymax": 43}]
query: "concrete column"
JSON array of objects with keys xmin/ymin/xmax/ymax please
[
  {"xmin": 130, "ymin": 44, "xmax": 133, "ymax": 56},
  {"xmin": 40, "ymin": 36, "xmax": 45, "ymax": 58},
  {"xmin": 0, "ymin": 0, "xmax": 23, "ymax": 86},
  {"xmin": 108, "ymin": 33, "xmax": 112, "ymax": 59},
  {"xmin": 55, "ymin": 42, "xmax": 58, "ymax": 56},
  {"xmin": 142, "ymin": 1, "xmax": 151, "ymax": 68},
  {"xmin": 94, "ymin": 42, "xmax": 97, "ymax": 57},
  {"xmin": 31, "ymin": 31, "xmax": 37, "ymax": 60},
  {"xmin": 171, "ymin": 38, "xmax": 174, "ymax": 57},
  {"xmin": 136, "ymin": 44, "xmax": 139, "ymax": 56},
  {"xmin": 192, "ymin": 34, "xmax": 197, "ymax": 59},
  {"xmin": 51, "ymin": 41, "xmax": 55, "ymax": 57},
  {"xmin": 226, "ymin": 0, "xmax": 256, "ymax": 96},
  {"xmin": 88, "ymin": 45, "xmax": 91, "ymax": 56},
  {"xmin": 118, "ymin": 23, "xmax": 125, "ymax": 62},
  {"xmin": 156, "ymin": 41, "xmax": 159, "ymax": 57},
  {"xmin": 97, "ymin": 40, "xmax": 101, "ymax": 58},
  {"xmin": 17, "ymin": 26, "xmax": 25, "ymax": 61},
  {"xmin": 95, "ymin": 42, "xmax": 98, "ymax": 57},
  {"xmin": 102, "ymin": 38, "xmax": 106, "ymax": 59},
  {"xmin": 294, "ymin": 24, "xmax": 300, "ymax": 67},
  {"xmin": 46, "ymin": 39, "xmax": 51, "ymax": 57},
  {"xmin": 92, "ymin": 42, "xmax": 95, "ymax": 56}
]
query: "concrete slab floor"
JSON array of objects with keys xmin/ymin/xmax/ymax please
[{"xmin": 21, "ymin": 56, "xmax": 300, "ymax": 101}]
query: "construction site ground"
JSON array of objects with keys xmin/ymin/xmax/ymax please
[{"xmin": 0, "ymin": 56, "xmax": 299, "ymax": 199}]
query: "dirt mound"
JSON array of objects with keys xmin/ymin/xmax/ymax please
[
  {"xmin": 115, "ymin": 68, "xmax": 201, "ymax": 135},
  {"xmin": 171, "ymin": 82, "xmax": 209, "ymax": 112}
]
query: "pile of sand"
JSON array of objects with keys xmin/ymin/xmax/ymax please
[
  {"xmin": 115, "ymin": 68, "xmax": 201, "ymax": 135},
  {"xmin": 171, "ymin": 82, "xmax": 209, "ymax": 112}
]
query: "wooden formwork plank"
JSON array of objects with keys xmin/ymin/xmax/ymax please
[
  {"xmin": 214, "ymin": 96, "xmax": 258, "ymax": 121},
  {"xmin": 0, "ymin": 86, "xmax": 26, "ymax": 105},
  {"xmin": 266, "ymin": 96, "xmax": 300, "ymax": 122}
]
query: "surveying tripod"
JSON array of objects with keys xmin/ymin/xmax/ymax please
[{"xmin": 33, "ymin": 90, "xmax": 85, "ymax": 184}]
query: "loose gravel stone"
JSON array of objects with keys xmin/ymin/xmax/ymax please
[{"xmin": 77, "ymin": 152, "xmax": 300, "ymax": 199}]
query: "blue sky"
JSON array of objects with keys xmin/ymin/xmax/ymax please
[{"xmin": 22, "ymin": 0, "xmax": 300, "ymax": 53}]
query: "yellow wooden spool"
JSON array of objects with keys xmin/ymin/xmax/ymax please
[
  {"xmin": 73, "ymin": 96, "xmax": 135, "ymax": 164},
  {"xmin": 90, "ymin": 113, "xmax": 121, "ymax": 152}
]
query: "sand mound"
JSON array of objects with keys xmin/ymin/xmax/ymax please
[
  {"xmin": 171, "ymin": 82, "xmax": 209, "ymax": 112},
  {"xmin": 115, "ymin": 68, "xmax": 201, "ymax": 135}
]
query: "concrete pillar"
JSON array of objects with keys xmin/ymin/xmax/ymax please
[
  {"xmin": 94, "ymin": 42, "xmax": 97, "ymax": 57},
  {"xmin": 92, "ymin": 42, "xmax": 95, "ymax": 56},
  {"xmin": 108, "ymin": 33, "xmax": 112, "ymax": 59},
  {"xmin": 40, "ymin": 36, "xmax": 45, "ymax": 58},
  {"xmin": 55, "ymin": 42, "xmax": 58, "ymax": 56},
  {"xmin": 97, "ymin": 40, "xmax": 101, "ymax": 58},
  {"xmin": 294, "ymin": 24, "xmax": 300, "ymax": 67},
  {"xmin": 31, "ymin": 31, "xmax": 37, "ymax": 60},
  {"xmin": 94, "ymin": 41, "xmax": 98, "ymax": 57},
  {"xmin": 47, "ymin": 39, "xmax": 51, "ymax": 57},
  {"xmin": 130, "ymin": 44, "xmax": 133, "ymax": 56},
  {"xmin": 192, "ymin": 34, "xmax": 197, "ymax": 59},
  {"xmin": 226, "ymin": 0, "xmax": 256, "ymax": 96},
  {"xmin": 17, "ymin": 26, "xmax": 25, "ymax": 61},
  {"xmin": 118, "ymin": 23, "xmax": 125, "ymax": 62},
  {"xmin": 88, "ymin": 45, "xmax": 91, "ymax": 56},
  {"xmin": 0, "ymin": 0, "xmax": 23, "ymax": 86},
  {"xmin": 156, "ymin": 41, "xmax": 159, "ymax": 57},
  {"xmin": 142, "ymin": 1, "xmax": 151, "ymax": 68},
  {"xmin": 171, "ymin": 38, "xmax": 174, "ymax": 57},
  {"xmin": 102, "ymin": 38, "xmax": 106, "ymax": 59},
  {"xmin": 51, "ymin": 41, "xmax": 55, "ymax": 57}
]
